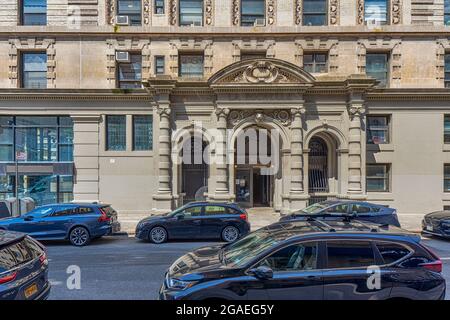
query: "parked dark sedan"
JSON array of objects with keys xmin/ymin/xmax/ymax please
[
  {"xmin": 0, "ymin": 230, "xmax": 50, "ymax": 300},
  {"xmin": 136, "ymin": 202, "xmax": 250, "ymax": 244},
  {"xmin": 160, "ymin": 219, "xmax": 445, "ymax": 300},
  {"xmin": 0, "ymin": 203, "xmax": 121, "ymax": 246},
  {"xmin": 280, "ymin": 200, "xmax": 401, "ymax": 227},
  {"xmin": 422, "ymin": 210, "xmax": 450, "ymax": 238}
]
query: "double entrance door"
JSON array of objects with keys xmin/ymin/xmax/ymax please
[{"xmin": 235, "ymin": 167, "xmax": 273, "ymax": 208}]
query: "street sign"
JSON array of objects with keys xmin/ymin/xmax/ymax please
[{"xmin": 15, "ymin": 151, "xmax": 27, "ymax": 161}]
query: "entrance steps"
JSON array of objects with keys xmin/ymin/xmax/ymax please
[{"xmin": 246, "ymin": 207, "xmax": 280, "ymax": 231}]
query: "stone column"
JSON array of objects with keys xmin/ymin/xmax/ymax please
[
  {"xmin": 152, "ymin": 105, "xmax": 173, "ymax": 210},
  {"xmin": 210, "ymin": 107, "xmax": 231, "ymax": 201},
  {"xmin": 347, "ymin": 101, "xmax": 366, "ymax": 198},
  {"xmin": 288, "ymin": 105, "xmax": 308, "ymax": 211}
]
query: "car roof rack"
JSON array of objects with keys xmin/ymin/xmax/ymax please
[
  {"xmin": 307, "ymin": 216, "xmax": 379, "ymax": 233},
  {"xmin": 306, "ymin": 217, "xmax": 336, "ymax": 232}
]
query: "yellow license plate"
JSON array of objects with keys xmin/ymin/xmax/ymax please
[{"xmin": 24, "ymin": 283, "xmax": 38, "ymax": 299}]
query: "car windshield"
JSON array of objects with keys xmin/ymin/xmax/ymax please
[
  {"xmin": 222, "ymin": 229, "xmax": 280, "ymax": 267},
  {"xmin": 299, "ymin": 203, "xmax": 329, "ymax": 214},
  {"xmin": 165, "ymin": 204, "xmax": 190, "ymax": 217},
  {"xmin": 26, "ymin": 207, "xmax": 53, "ymax": 217}
]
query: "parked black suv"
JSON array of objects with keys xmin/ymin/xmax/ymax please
[{"xmin": 160, "ymin": 219, "xmax": 445, "ymax": 300}]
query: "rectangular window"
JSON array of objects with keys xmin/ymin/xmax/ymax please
[
  {"xmin": 58, "ymin": 117, "xmax": 74, "ymax": 161},
  {"xmin": 22, "ymin": 0, "xmax": 47, "ymax": 25},
  {"xmin": 366, "ymin": 53, "xmax": 389, "ymax": 87},
  {"xmin": 445, "ymin": 165, "xmax": 450, "ymax": 192},
  {"xmin": 241, "ymin": 0, "xmax": 265, "ymax": 26},
  {"xmin": 445, "ymin": 0, "xmax": 450, "ymax": 26},
  {"xmin": 240, "ymin": 51, "xmax": 266, "ymax": 61},
  {"xmin": 364, "ymin": 0, "xmax": 388, "ymax": 25},
  {"xmin": 303, "ymin": 0, "xmax": 327, "ymax": 26},
  {"xmin": 155, "ymin": 0, "xmax": 165, "ymax": 14},
  {"xmin": 179, "ymin": 0, "xmax": 203, "ymax": 26},
  {"xmin": 367, "ymin": 115, "xmax": 390, "ymax": 144},
  {"xmin": 155, "ymin": 56, "xmax": 165, "ymax": 75},
  {"xmin": 445, "ymin": 115, "xmax": 450, "ymax": 143},
  {"xmin": 106, "ymin": 115, "xmax": 126, "ymax": 151},
  {"xmin": 303, "ymin": 53, "xmax": 328, "ymax": 73},
  {"xmin": 133, "ymin": 115, "xmax": 153, "ymax": 151},
  {"xmin": 0, "ymin": 117, "xmax": 14, "ymax": 162},
  {"xmin": 367, "ymin": 164, "xmax": 390, "ymax": 192},
  {"xmin": 326, "ymin": 241, "xmax": 375, "ymax": 269},
  {"xmin": 117, "ymin": 0, "xmax": 142, "ymax": 25},
  {"xmin": 445, "ymin": 54, "xmax": 450, "ymax": 88},
  {"xmin": 179, "ymin": 54, "xmax": 204, "ymax": 78},
  {"xmin": 21, "ymin": 52, "xmax": 47, "ymax": 89},
  {"xmin": 117, "ymin": 53, "xmax": 142, "ymax": 89}
]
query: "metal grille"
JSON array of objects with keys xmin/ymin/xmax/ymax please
[{"xmin": 308, "ymin": 137, "xmax": 329, "ymax": 193}]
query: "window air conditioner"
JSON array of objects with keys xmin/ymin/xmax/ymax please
[
  {"xmin": 254, "ymin": 18, "xmax": 265, "ymax": 27},
  {"xmin": 115, "ymin": 51, "xmax": 130, "ymax": 62},
  {"xmin": 115, "ymin": 15, "xmax": 130, "ymax": 26}
]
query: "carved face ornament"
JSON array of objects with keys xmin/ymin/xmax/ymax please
[{"xmin": 244, "ymin": 61, "xmax": 279, "ymax": 83}]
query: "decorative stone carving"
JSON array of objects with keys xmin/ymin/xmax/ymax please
[
  {"xmin": 232, "ymin": 0, "xmax": 240, "ymax": 25},
  {"xmin": 106, "ymin": 0, "xmax": 115, "ymax": 25},
  {"xmin": 391, "ymin": 0, "xmax": 401, "ymax": 24},
  {"xmin": 228, "ymin": 110, "xmax": 292, "ymax": 127},
  {"xmin": 356, "ymin": 0, "xmax": 364, "ymax": 25},
  {"xmin": 348, "ymin": 104, "xmax": 365, "ymax": 117},
  {"xmin": 436, "ymin": 41, "xmax": 446, "ymax": 83},
  {"xmin": 391, "ymin": 42, "xmax": 402, "ymax": 87},
  {"xmin": 244, "ymin": 61, "xmax": 279, "ymax": 83},
  {"xmin": 169, "ymin": 0, "xmax": 177, "ymax": 25},
  {"xmin": 143, "ymin": 0, "xmax": 150, "ymax": 25},
  {"xmin": 295, "ymin": 0, "xmax": 302, "ymax": 25},
  {"xmin": 267, "ymin": 0, "xmax": 276, "ymax": 25},
  {"xmin": 205, "ymin": 0, "xmax": 213, "ymax": 25},
  {"xmin": 329, "ymin": 0, "xmax": 339, "ymax": 25}
]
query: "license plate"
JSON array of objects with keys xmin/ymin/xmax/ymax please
[
  {"xmin": 426, "ymin": 225, "xmax": 433, "ymax": 232},
  {"xmin": 24, "ymin": 283, "xmax": 38, "ymax": 299}
]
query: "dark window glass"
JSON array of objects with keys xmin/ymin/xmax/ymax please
[
  {"xmin": 324, "ymin": 203, "xmax": 349, "ymax": 214},
  {"xmin": 303, "ymin": 53, "xmax": 328, "ymax": 73},
  {"xmin": 327, "ymin": 241, "xmax": 375, "ymax": 268},
  {"xmin": 241, "ymin": 52, "xmax": 266, "ymax": 61},
  {"xmin": 0, "ymin": 239, "xmax": 33, "ymax": 273},
  {"xmin": 445, "ymin": 115, "xmax": 450, "ymax": 143},
  {"xmin": 350, "ymin": 204, "xmax": 372, "ymax": 214},
  {"xmin": 21, "ymin": 52, "xmax": 47, "ymax": 89},
  {"xmin": 303, "ymin": 0, "xmax": 327, "ymax": 26},
  {"xmin": 181, "ymin": 205, "xmax": 202, "ymax": 217},
  {"xmin": 155, "ymin": 56, "xmax": 165, "ymax": 75},
  {"xmin": 445, "ymin": 0, "xmax": 450, "ymax": 26},
  {"xmin": 367, "ymin": 115, "xmax": 390, "ymax": 144},
  {"xmin": 241, "ymin": 0, "xmax": 265, "ymax": 26},
  {"xmin": 52, "ymin": 207, "xmax": 77, "ymax": 217},
  {"xmin": 106, "ymin": 115, "xmax": 126, "ymax": 151},
  {"xmin": 75, "ymin": 207, "xmax": 94, "ymax": 214},
  {"xmin": 22, "ymin": 0, "xmax": 47, "ymax": 26},
  {"xmin": 376, "ymin": 242, "xmax": 410, "ymax": 264},
  {"xmin": 179, "ymin": 0, "xmax": 203, "ymax": 26},
  {"xmin": 257, "ymin": 242, "xmax": 318, "ymax": 271},
  {"xmin": 366, "ymin": 53, "xmax": 389, "ymax": 87},
  {"xmin": 117, "ymin": 53, "xmax": 142, "ymax": 89},
  {"xmin": 133, "ymin": 115, "xmax": 153, "ymax": 150},
  {"xmin": 59, "ymin": 117, "xmax": 73, "ymax": 162},
  {"xmin": 364, "ymin": 0, "xmax": 388, "ymax": 25},
  {"xmin": 179, "ymin": 54, "xmax": 204, "ymax": 78},
  {"xmin": 366, "ymin": 164, "xmax": 390, "ymax": 192},
  {"xmin": 117, "ymin": 0, "xmax": 141, "ymax": 25},
  {"xmin": 445, "ymin": 54, "xmax": 450, "ymax": 88},
  {"xmin": 0, "ymin": 117, "xmax": 14, "ymax": 162},
  {"xmin": 16, "ymin": 127, "xmax": 57, "ymax": 162},
  {"xmin": 155, "ymin": 0, "xmax": 165, "ymax": 14},
  {"xmin": 58, "ymin": 175, "xmax": 73, "ymax": 203},
  {"xmin": 0, "ymin": 175, "xmax": 15, "ymax": 200},
  {"xmin": 204, "ymin": 205, "xmax": 227, "ymax": 215},
  {"xmin": 445, "ymin": 164, "xmax": 450, "ymax": 192}
]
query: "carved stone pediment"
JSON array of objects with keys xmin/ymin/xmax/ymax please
[{"xmin": 209, "ymin": 58, "xmax": 316, "ymax": 85}]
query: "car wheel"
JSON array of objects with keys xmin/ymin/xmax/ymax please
[
  {"xmin": 222, "ymin": 226, "xmax": 239, "ymax": 242},
  {"xmin": 69, "ymin": 226, "xmax": 90, "ymax": 246},
  {"xmin": 149, "ymin": 226, "xmax": 168, "ymax": 244}
]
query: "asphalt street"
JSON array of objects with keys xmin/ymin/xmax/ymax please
[{"xmin": 44, "ymin": 235, "xmax": 450, "ymax": 300}]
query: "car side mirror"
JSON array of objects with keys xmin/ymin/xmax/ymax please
[
  {"xmin": 249, "ymin": 266, "xmax": 273, "ymax": 280},
  {"xmin": 175, "ymin": 214, "xmax": 184, "ymax": 220},
  {"xmin": 24, "ymin": 215, "xmax": 34, "ymax": 221}
]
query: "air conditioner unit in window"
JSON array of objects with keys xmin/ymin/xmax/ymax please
[
  {"xmin": 254, "ymin": 18, "xmax": 265, "ymax": 27},
  {"xmin": 115, "ymin": 15, "xmax": 130, "ymax": 26},
  {"xmin": 115, "ymin": 51, "xmax": 130, "ymax": 62}
]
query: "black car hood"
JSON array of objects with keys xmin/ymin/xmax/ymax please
[
  {"xmin": 425, "ymin": 211, "xmax": 450, "ymax": 221},
  {"xmin": 139, "ymin": 214, "xmax": 168, "ymax": 224},
  {"xmin": 168, "ymin": 245, "xmax": 236, "ymax": 281}
]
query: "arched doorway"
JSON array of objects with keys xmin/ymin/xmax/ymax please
[{"xmin": 180, "ymin": 135, "xmax": 209, "ymax": 203}]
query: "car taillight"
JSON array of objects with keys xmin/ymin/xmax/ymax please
[
  {"xmin": 419, "ymin": 260, "xmax": 442, "ymax": 273},
  {"xmin": 98, "ymin": 208, "xmax": 111, "ymax": 222},
  {"xmin": 239, "ymin": 213, "xmax": 247, "ymax": 221},
  {"xmin": 39, "ymin": 252, "xmax": 48, "ymax": 265},
  {"xmin": 0, "ymin": 271, "xmax": 17, "ymax": 284}
]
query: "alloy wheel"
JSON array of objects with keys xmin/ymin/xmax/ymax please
[
  {"xmin": 150, "ymin": 227, "xmax": 167, "ymax": 244},
  {"xmin": 222, "ymin": 226, "xmax": 239, "ymax": 242},
  {"xmin": 70, "ymin": 227, "xmax": 90, "ymax": 246}
]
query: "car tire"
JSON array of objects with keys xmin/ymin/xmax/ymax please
[
  {"xmin": 148, "ymin": 226, "xmax": 168, "ymax": 244},
  {"xmin": 221, "ymin": 226, "xmax": 239, "ymax": 242},
  {"xmin": 69, "ymin": 226, "xmax": 91, "ymax": 246}
]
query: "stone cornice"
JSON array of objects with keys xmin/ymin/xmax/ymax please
[
  {"xmin": 367, "ymin": 89, "xmax": 450, "ymax": 101},
  {"xmin": 0, "ymin": 89, "xmax": 152, "ymax": 101}
]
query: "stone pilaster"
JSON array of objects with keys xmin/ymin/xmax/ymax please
[{"xmin": 347, "ymin": 101, "xmax": 366, "ymax": 199}]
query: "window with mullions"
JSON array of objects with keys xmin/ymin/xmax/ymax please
[
  {"xmin": 21, "ymin": 52, "xmax": 47, "ymax": 89},
  {"xmin": 366, "ymin": 164, "xmax": 390, "ymax": 192},
  {"xmin": 303, "ymin": 53, "xmax": 327, "ymax": 73},
  {"xmin": 445, "ymin": 54, "xmax": 450, "ymax": 88},
  {"xmin": 179, "ymin": 0, "xmax": 203, "ymax": 26},
  {"xmin": 445, "ymin": 0, "xmax": 450, "ymax": 26},
  {"xmin": 21, "ymin": 0, "xmax": 47, "ymax": 25},
  {"xmin": 155, "ymin": 56, "xmax": 165, "ymax": 75},
  {"xmin": 155, "ymin": 0, "xmax": 165, "ymax": 14},
  {"xmin": 0, "ymin": 116, "xmax": 73, "ymax": 162},
  {"xmin": 241, "ymin": 0, "xmax": 265, "ymax": 26},
  {"xmin": 303, "ymin": 0, "xmax": 327, "ymax": 26},
  {"xmin": 179, "ymin": 54, "xmax": 204, "ymax": 78},
  {"xmin": 117, "ymin": 0, "xmax": 142, "ymax": 25},
  {"xmin": 364, "ymin": 0, "xmax": 388, "ymax": 25},
  {"xmin": 445, "ymin": 164, "xmax": 450, "ymax": 192},
  {"xmin": 106, "ymin": 115, "xmax": 126, "ymax": 151},
  {"xmin": 366, "ymin": 53, "xmax": 389, "ymax": 87},
  {"xmin": 367, "ymin": 115, "xmax": 390, "ymax": 144},
  {"xmin": 133, "ymin": 115, "xmax": 153, "ymax": 151},
  {"xmin": 117, "ymin": 53, "xmax": 142, "ymax": 89},
  {"xmin": 444, "ymin": 115, "xmax": 450, "ymax": 143}
]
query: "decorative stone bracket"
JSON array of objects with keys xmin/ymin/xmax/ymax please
[{"xmin": 8, "ymin": 38, "xmax": 56, "ymax": 88}]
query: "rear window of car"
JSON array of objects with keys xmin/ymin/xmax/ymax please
[
  {"xmin": 376, "ymin": 242, "xmax": 411, "ymax": 265},
  {"xmin": 204, "ymin": 205, "xmax": 227, "ymax": 215},
  {"xmin": 100, "ymin": 206, "xmax": 116, "ymax": 215},
  {"xmin": 326, "ymin": 241, "xmax": 376, "ymax": 268},
  {"xmin": 0, "ymin": 237, "xmax": 42, "ymax": 274}
]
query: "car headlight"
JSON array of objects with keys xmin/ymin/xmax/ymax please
[{"xmin": 166, "ymin": 277, "xmax": 198, "ymax": 290}]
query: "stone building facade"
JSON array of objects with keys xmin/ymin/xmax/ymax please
[{"xmin": 0, "ymin": 0, "xmax": 450, "ymax": 227}]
